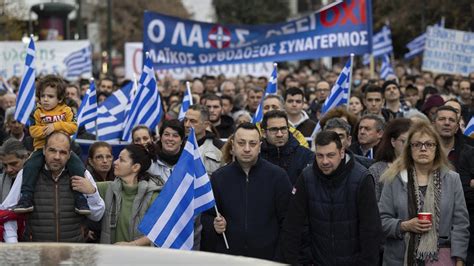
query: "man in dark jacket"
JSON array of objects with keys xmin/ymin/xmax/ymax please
[
  {"xmin": 433, "ymin": 105, "xmax": 474, "ymax": 263},
  {"xmin": 260, "ymin": 110, "xmax": 314, "ymax": 184},
  {"xmin": 201, "ymin": 122, "xmax": 292, "ymax": 261},
  {"xmin": 205, "ymin": 94, "xmax": 234, "ymax": 138},
  {"xmin": 281, "ymin": 131, "xmax": 382, "ymax": 265},
  {"xmin": 324, "ymin": 118, "xmax": 373, "ymax": 169}
]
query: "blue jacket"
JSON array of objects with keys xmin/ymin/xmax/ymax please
[{"xmin": 201, "ymin": 158, "xmax": 292, "ymax": 261}]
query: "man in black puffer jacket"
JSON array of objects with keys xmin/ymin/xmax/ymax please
[
  {"xmin": 280, "ymin": 131, "xmax": 382, "ymax": 265},
  {"xmin": 260, "ymin": 110, "xmax": 314, "ymax": 185}
]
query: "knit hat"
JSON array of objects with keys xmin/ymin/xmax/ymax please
[{"xmin": 421, "ymin": 94, "xmax": 444, "ymax": 113}]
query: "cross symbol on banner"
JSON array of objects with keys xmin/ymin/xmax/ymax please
[{"xmin": 208, "ymin": 25, "xmax": 231, "ymax": 49}]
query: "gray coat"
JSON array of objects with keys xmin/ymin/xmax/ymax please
[
  {"xmin": 378, "ymin": 168, "xmax": 470, "ymax": 265},
  {"xmin": 0, "ymin": 173, "xmax": 14, "ymax": 202},
  {"xmin": 199, "ymin": 139, "xmax": 222, "ymax": 175}
]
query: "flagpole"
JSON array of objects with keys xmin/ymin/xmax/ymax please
[
  {"xmin": 214, "ymin": 205, "xmax": 230, "ymax": 249},
  {"xmin": 186, "ymin": 81, "xmax": 193, "ymax": 105},
  {"xmin": 90, "ymin": 77, "xmax": 98, "ymax": 140},
  {"xmin": 273, "ymin": 62, "xmax": 278, "ymax": 93},
  {"xmin": 369, "ymin": 55, "xmax": 375, "ymax": 79},
  {"xmin": 347, "ymin": 54, "xmax": 354, "ymax": 111}
]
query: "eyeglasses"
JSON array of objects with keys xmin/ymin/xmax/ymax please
[
  {"xmin": 266, "ymin": 126, "xmax": 289, "ymax": 134},
  {"xmin": 94, "ymin": 154, "xmax": 113, "ymax": 161},
  {"xmin": 410, "ymin": 142, "xmax": 437, "ymax": 150}
]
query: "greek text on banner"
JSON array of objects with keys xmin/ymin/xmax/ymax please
[{"xmin": 143, "ymin": 0, "xmax": 373, "ymax": 69}]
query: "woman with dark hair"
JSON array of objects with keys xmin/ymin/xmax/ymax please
[
  {"xmin": 369, "ymin": 118, "xmax": 412, "ymax": 201},
  {"xmin": 378, "ymin": 121, "xmax": 469, "ymax": 265},
  {"xmin": 87, "ymin": 141, "xmax": 115, "ymax": 182},
  {"xmin": 348, "ymin": 93, "xmax": 365, "ymax": 119},
  {"xmin": 97, "ymin": 144, "xmax": 164, "ymax": 245},
  {"xmin": 131, "ymin": 125, "xmax": 155, "ymax": 146},
  {"xmin": 148, "ymin": 119, "xmax": 185, "ymax": 182}
]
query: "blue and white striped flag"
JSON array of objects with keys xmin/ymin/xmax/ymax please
[
  {"xmin": 14, "ymin": 36, "xmax": 36, "ymax": 125},
  {"xmin": 0, "ymin": 79, "xmax": 13, "ymax": 94},
  {"xmin": 96, "ymin": 82, "xmax": 133, "ymax": 141},
  {"xmin": 63, "ymin": 46, "xmax": 92, "ymax": 80},
  {"xmin": 380, "ymin": 54, "xmax": 395, "ymax": 80},
  {"xmin": 404, "ymin": 19, "xmax": 445, "ymax": 60},
  {"xmin": 311, "ymin": 57, "xmax": 352, "ymax": 138},
  {"xmin": 139, "ymin": 127, "xmax": 215, "ymax": 249},
  {"xmin": 74, "ymin": 78, "xmax": 97, "ymax": 138},
  {"xmin": 122, "ymin": 53, "xmax": 163, "ymax": 142},
  {"xmin": 465, "ymin": 116, "xmax": 474, "ymax": 138},
  {"xmin": 362, "ymin": 25, "xmax": 393, "ymax": 65},
  {"xmin": 178, "ymin": 81, "xmax": 193, "ymax": 121},
  {"xmin": 252, "ymin": 63, "xmax": 278, "ymax": 123}
]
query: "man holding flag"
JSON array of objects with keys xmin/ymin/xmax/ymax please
[{"xmin": 201, "ymin": 122, "xmax": 292, "ymax": 260}]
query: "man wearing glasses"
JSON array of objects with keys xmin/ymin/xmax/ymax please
[
  {"xmin": 260, "ymin": 110, "xmax": 314, "ymax": 185},
  {"xmin": 201, "ymin": 122, "xmax": 292, "ymax": 261}
]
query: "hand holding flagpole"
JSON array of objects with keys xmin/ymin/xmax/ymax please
[{"xmin": 214, "ymin": 205, "xmax": 230, "ymax": 250}]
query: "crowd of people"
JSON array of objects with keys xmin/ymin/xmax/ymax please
[{"xmin": 0, "ymin": 60, "xmax": 473, "ymax": 265}]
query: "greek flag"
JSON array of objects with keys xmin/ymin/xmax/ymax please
[
  {"xmin": 14, "ymin": 36, "xmax": 36, "ymax": 125},
  {"xmin": 63, "ymin": 46, "xmax": 92, "ymax": 80},
  {"xmin": 465, "ymin": 116, "xmax": 474, "ymax": 138},
  {"xmin": 252, "ymin": 63, "xmax": 278, "ymax": 123},
  {"xmin": 311, "ymin": 57, "xmax": 352, "ymax": 138},
  {"xmin": 138, "ymin": 127, "xmax": 215, "ymax": 249},
  {"xmin": 362, "ymin": 25, "xmax": 393, "ymax": 65},
  {"xmin": 178, "ymin": 81, "xmax": 193, "ymax": 121},
  {"xmin": 96, "ymin": 82, "xmax": 133, "ymax": 141},
  {"xmin": 404, "ymin": 19, "xmax": 445, "ymax": 60},
  {"xmin": 0, "ymin": 79, "xmax": 13, "ymax": 94},
  {"xmin": 74, "ymin": 78, "xmax": 97, "ymax": 138},
  {"xmin": 380, "ymin": 54, "xmax": 395, "ymax": 80},
  {"xmin": 122, "ymin": 53, "xmax": 163, "ymax": 142}
]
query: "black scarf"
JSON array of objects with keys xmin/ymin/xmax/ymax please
[{"xmin": 158, "ymin": 147, "xmax": 182, "ymax": 166}]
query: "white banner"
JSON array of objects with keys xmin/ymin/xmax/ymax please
[
  {"xmin": 422, "ymin": 27, "xmax": 474, "ymax": 76},
  {"xmin": 0, "ymin": 40, "xmax": 91, "ymax": 79},
  {"xmin": 124, "ymin": 42, "xmax": 274, "ymax": 80}
]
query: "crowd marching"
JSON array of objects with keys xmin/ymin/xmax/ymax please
[{"xmin": 0, "ymin": 55, "xmax": 473, "ymax": 265}]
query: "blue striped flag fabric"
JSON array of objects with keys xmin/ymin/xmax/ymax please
[
  {"xmin": 14, "ymin": 36, "xmax": 36, "ymax": 125},
  {"xmin": 404, "ymin": 19, "xmax": 445, "ymax": 60},
  {"xmin": 0, "ymin": 79, "xmax": 13, "ymax": 93},
  {"xmin": 74, "ymin": 78, "xmax": 97, "ymax": 138},
  {"xmin": 310, "ymin": 58, "xmax": 352, "ymax": 139},
  {"xmin": 178, "ymin": 81, "xmax": 193, "ymax": 121},
  {"xmin": 465, "ymin": 116, "xmax": 474, "ymax": 138},
  {"xmin": 121, "ymin": 53, "xmax": 163, "ymax": 142},
  {"xmin": 138, "ymin": 127, "xmax": 215, "ymax": 249},
  {"xmin": 96, "ymin": 82, "xmax": 133, "ymax": 141},
  {"xmin": 252, "ymin": 63, "xmax": 278, "ymax": 123},
  {"xmin": 63, "ymin": 46, "xmax": 92, "ymax": 80},
  {"xmin": 362, "ymin": 25, "xmax": 393, "ymax": 65},
  {"xmin": 380, "ymin": 54, "xmax": 395, "ymax": 80}
]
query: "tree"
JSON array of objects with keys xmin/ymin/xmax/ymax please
[
  {"xmin": 213, "ymin": 0, "xmax": 290, "ymax": 25},
  {"xmin": 96, "ymin": 0, "xmax": 190, "ymax": 56}
]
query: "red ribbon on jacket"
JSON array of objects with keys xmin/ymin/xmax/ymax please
[{"xmin": 0, "ymin": 209, "xmax": 26, "ymax": 242}]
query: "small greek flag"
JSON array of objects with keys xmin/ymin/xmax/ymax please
[
  {"xmin": 380, "ymin": 54, "xmax": 395, "ymax": 80},
  {"xmin": 74, "ymin": 78, "xmax": 97, "ymax": 138},
  {"xmin": 14, "ymin": 36, "xmax": 36, "ymax": 125},
  {"xmin": 178, "ymin": 81, "xmax": 193, "ymax": 121},
  {"xmin": 252, "ymin": 63, "xmax": 278, "ymax": 123}
]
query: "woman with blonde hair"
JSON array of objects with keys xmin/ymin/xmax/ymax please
[{"xmin": 378, "ymin": 121, "xmax": 469, "ymax": 265}]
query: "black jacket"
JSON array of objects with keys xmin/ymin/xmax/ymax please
[
  {"xmin": 215, "ymin": 115, "xmax": 235, "ymax": 139},
  {"xmin": 261, "ymin": 134, "xmax": 315, "ymax": 185},
  {"xmin": 280, "ymin": 153, "xmax": 382, "ymax": 265},
  {"xmin": 201, "ymin": 158, "xmax": 292, "ymax": 260}
]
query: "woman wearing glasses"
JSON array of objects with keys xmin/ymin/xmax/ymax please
[
  {"xmin": 378, "ymin": 121, "xmax": 469, "ymax": 265},
  {"xmin": 87, "ymin": 142, "xmax": 115, "ymax": 182}
]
